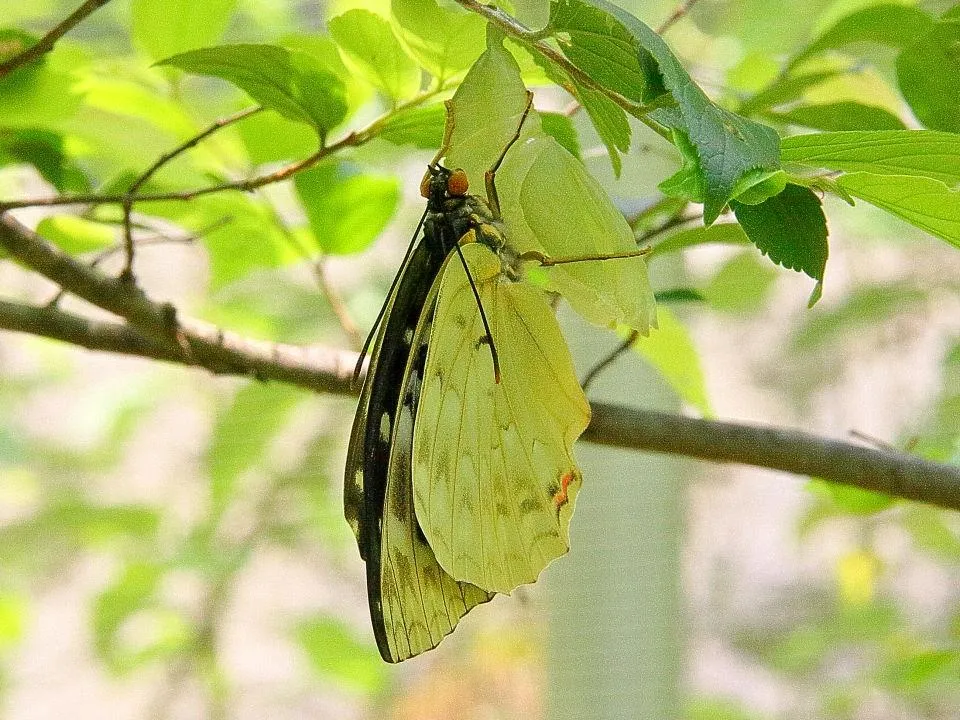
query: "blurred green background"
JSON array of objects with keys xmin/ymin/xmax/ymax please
[{"xmin": 1, "ymin": 0, "xmax": 958, "ymax": 718}]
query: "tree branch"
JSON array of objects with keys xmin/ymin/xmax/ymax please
[
  {"xmin": 0, "ymin": 213, "xmax": 355, "ymax": 394},
  {"xmin": 2, "ymin": 212, "xmax": 958, "ymax": 512},
  {"xmin": 0, "ymin": 0, "xmax": 114, "ymax": 79}
]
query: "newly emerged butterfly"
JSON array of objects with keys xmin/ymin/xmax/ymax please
[
  {"xmin": 344, "ymin": 95, "xmax": 594, "ymax": 662},
  {"xmin": 345, "ymin": 30, "xmax": 655, "ymax": 663}
]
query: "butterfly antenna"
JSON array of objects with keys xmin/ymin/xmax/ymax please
[
  {"xmin": 353, "ymin": 207, "xmax": 430, "ymax": 386},
  {"xmin": 454, "ymin": 243, "xmax": 501, "ymax": 384}
]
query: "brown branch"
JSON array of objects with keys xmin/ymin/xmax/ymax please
[
  {"xmin": 585, "ymin": 404, "xmax": 960, "ymax": 511},
  {"xmin": 2, "ymin": 213, "xmax": 959, "ymax": 512},
  {"xmin": 0, "ymin": 213, "xmax": 355, "ymax": 394},
  {"xmin": 0, "ymin": 0, "xmax": 114, "ymax": 79},
  {"xmin": 656, "ymin": 0, "xmax": 704, "ymax": 34}
]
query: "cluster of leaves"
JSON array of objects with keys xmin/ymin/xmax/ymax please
[{"xmin": 1, "ymin": 0, "xmax": 958, "ymax": 716}]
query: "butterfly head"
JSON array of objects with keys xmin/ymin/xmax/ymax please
[{"xmin": 421, "ymin": 165, "xmax": 470, "ymax": 211}]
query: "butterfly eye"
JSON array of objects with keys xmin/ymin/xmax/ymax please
[
  {"xmin": 447, "ymin": 169, "xmax": 469, "ymax": 196},
  {"xmin": 419, "ymin": 173, "xmax": 432, "ymax": 199}
]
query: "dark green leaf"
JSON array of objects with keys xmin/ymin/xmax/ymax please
[
  {"xmin": 574, "ymin": 78, "xmax": 629, "ymax": 175},
  {"xmin": 328, "ymin": 10, "xmax": 420, "ymax": 100},
  {"xmin": 0, "ymin": 28, "xmax": 41, "ymax": 72},
  {"xmin": 575, "ymin": 0, "xmax": 781, "ymax": 222},
  {"xmin": 158, "ymin": 44, "xmax": 348, "ymax": 136},
  {"xmin": 896, "ymin": 17, "xmax": 960, "ymax": 132},
  {"xmin": 294, "ymin": 161, "xmax": 400, "ymax": 255},
  {"xmin": 550, "ymin": 0, "xmax": 665, "ymax": 104},
  {"xmin": 653, "ymin": 288, "xmax": 705, "ymax": 304},
  {"xmin": 767, "ymin": 102, "xmax": 905, "ymax": 132},
  {"xmin": 0, "ymin": 128, "xmax": 89, "ymax": 192},
  {"xmin": 132, "ymin": 0, "xmax": 238, "ymax": 60},
  {"xmin": 732, "ymin": 184, "xmax": 829, "ymax": 305}
]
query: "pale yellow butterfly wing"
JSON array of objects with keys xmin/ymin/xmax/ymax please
[{"xmin": 413, "ymin": 242, "xmax": 591, "ymax": 594}]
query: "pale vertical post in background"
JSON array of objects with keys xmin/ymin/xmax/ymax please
[{"xmin": 545, "ymin": 310, "xmax": 686, "ymax": 719}]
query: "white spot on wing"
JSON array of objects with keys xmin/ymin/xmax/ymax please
[{"xmin": 379, "ymin": 412, "xmax": 392, "ymax": 443}]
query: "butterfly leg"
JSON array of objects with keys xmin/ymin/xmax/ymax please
[{"xmin": 484, "ymin": 91, "xmax": 534, "ymax": 220}]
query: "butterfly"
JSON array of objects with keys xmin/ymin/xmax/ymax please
[{"xmin": 343, "ymin": 94, "xmax": 595, "ymax": 663}]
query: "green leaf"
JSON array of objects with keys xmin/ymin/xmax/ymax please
[
  {"xmin": 0, "ymin": 593, "xmax": 27, "ymax": 650},
  {"xmin": 632, "ymin": 306, "xmax": 710, "ymax": 415},
  {"xmin": 0, "ymin": 128, "xmax": 89, "ymax": 192},
  {"xmin": 766, "ymin": 102, "xmax": 905, "ymax": 132},
  {"xmin": 170, "ymin": 195, "xmax": 300, "ymax": 286},
  {"xmin": 390, "ymin": 0, "xmax": 486, "ymax": 80},
  {"xmin": 549, "ymin": 0, "xmax": 665, "ymax": 104},
  {"xmin": 328, "ymin": 10, "xmax": 420, "ymax": 101},
  {"xmin": 132, "ymin": 0, "xmax": 238, "ymax": 60},
  {"xmin": 731, "ymin": 184, "xmax": 829, "ymax": 305},
  {"xmin": 790, "ymin": 4, "xmax": 934, "ymax": 67},
  {"xmin": 0, "ymin": 43, "xmax": 82, "ymax": 125},
  {"xmin": 295, "ymin": 617, "xmax": 387, "ymax": 693},
  {"xmin": 702, "ymin": 251, "xmax": 778, "ymax": 314},
  {"xmin": 539, "ymin": 111, "xmax": 581, "ymax": 159},
  {"xmin": 206, "ymin": 382, "xmax": 301, "ymax": 512},
  {"xmin": 294, "ymin": 161, "xmax": 400, "ymax": 255},
  {"xmin": 574, "ymin": 79, "xmax": 629, "ymax": 176},
  {"xmin": 158, "ymin": 44, "xmax": 348, "ymax": 136},
  {"xmin": 378, "ymin": 102, "xmax": 445, "ymax": 148},
  {"xmin": 280, "ymin": 34, "xmax": 371, "ymax": 117},
  {"xmin": 781, "ymin": 130, "xmax": 960, "ymax": 186},
  {"xmin": 739, "ymin": 69, "xmax": 841, "ymax": 117},
  {"xmin": 574, "ymin": 0, "xmax": 781, "ymax": 223},
  {"xmin": 649, "ymin": 222, "xmax": 750, "ymax": 259},
  {"xmin": 837, "ymin": 172, "xmax": 960, "ymax": 249},
  {"xmin": 36, "ymin": 215, "xmax": 115, "ymax": 254},
  {"xmin": 896, "ymin": 17, "xmax": 960, "ymax": 133},
  {"xmin": 807, "ymin": 478, "xmax": 895, "ymax": 515},
  {"xmin": 93, "ymin": 561, "xmax": 162, "ymax": 672}
]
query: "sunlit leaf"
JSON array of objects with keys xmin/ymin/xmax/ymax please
[
  {"xmin": 132, "ymin": 0, "xmax": 238, "ymax": 60},
  {"xmin": 837, "ymin": 172, "xmax": 960, "ymax": 249},
  {"xmin": 328, "ymin": 9, "xmax": 421, "ymax": 101},
  {"xmin": 158, "ymin": 44, "xmax": 348, "ymax": 136},
  {"xmin": 294, "ymin": 161, "xmax": 400, "ymax": 255},
  {"xmin": 295, "ymin": 617, "xmax": 387, "ymax": 693},
  {"xmin": 896, "ymin": 15, "xmax": 960, "ymax": 133},
  {"xmin": 390, "ymin": 0, "xmax": 486, "ymax": 80},
  {"xmin": 36, "ymin": 215, "xmax": 115, "ymax": 255}
]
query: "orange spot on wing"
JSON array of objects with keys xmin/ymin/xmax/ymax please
[{"xmin": 553, "ymin": 470, "xmax": 577, "ymax": 510}]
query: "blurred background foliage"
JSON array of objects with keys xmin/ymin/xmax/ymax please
[{"xmin": 0, "ymin": 0, "xmax": 958, "ymax": 718}]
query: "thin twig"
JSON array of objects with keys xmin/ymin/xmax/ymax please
[
  {"xmin": 656, "ymin": 0, "xmax": 705, "ymax": 34},
  {"xmin": 120, "ymin": 106, "xmax": 264, "ymax": 281},
  {"xmin": 1, "ymin": 88, "xmax": 447, "ymax": 212},
  {"xmin": 581, "ymin": 330, "xmax": 640, "ymax": 393},
  {"xmin": 0, "ymin": 0, "xmax": 114, "ymax": 79}
]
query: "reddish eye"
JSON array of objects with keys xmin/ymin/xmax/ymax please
[
  {"xmin": 447, "ymin": 169, "xmax": 469, "ymax": 196},
  {"xmin": 419, "ymin": 173, "xmax": 432, "ymax": 199}
]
